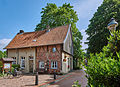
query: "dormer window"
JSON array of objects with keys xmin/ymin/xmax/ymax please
[{"xmin": 52, "ymin": 47, "xmax": 56, "ymax": 52}]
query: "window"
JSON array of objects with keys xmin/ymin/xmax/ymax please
[
  {"xmin": 21, "ymin": 57, "xmax": 25, "ymax": 68},
  {"xmin": 12, "ymin": 57, "xmax": 16, "ymax": 64},
  {"xmin": 29, "ymin": 56, "xmax": 33, "ymax": 60},
  {"xmin": 51, "ymin": 61, "xmax": 57, "ymax": 69},
  {"xmin": 52, "ymin": 47, "xmax": 56, "ymax": 52},
  {"xmin": 39, "ymin": 61, "xmax": 44, "ymax": 69}
]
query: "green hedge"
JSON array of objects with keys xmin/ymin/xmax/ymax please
[{"xmin": 86, "ymin": 53, "xmax": 120, "ymax": 87}]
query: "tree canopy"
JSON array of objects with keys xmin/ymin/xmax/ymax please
[
  {"xmin": 86, "ymin": 0, "xmax": 120, "ymax": 53},
  {"xmin": 35, "ymin": 3, "xmax": 83, "ymax": 68},
  {"xmin": 35, "ymin": 3, "xmax": 78, "ymax": 31}
]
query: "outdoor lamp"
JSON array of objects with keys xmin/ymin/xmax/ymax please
[{"xmin": 107, "ymin": 18, "xmax": 118, "ymax": 33}]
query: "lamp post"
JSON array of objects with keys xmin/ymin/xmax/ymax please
[
  {"xmin": 107, "ymin": 18, "xmax": 119, "ymax": 57},
  {"xmin": 107, "ymin": 18, "xmax": 118, "ymax": 35}
]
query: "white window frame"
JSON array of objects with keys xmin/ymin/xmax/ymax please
[
  {"xmin": 39, "ymin": 61, "xmax": 44, "ymax": 69},
  {"xmin": 51, "ymin": 61, "xmax": 57, "ymax": 69},
  {"xmin": 21, "ymin": 57, "xmax": 25, "ymax": 69}
]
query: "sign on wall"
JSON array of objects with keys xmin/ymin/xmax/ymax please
[{"xmin": 4, "ymin": 63, "xmax": 10, "ymax": 69}]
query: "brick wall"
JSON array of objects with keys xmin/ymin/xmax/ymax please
[{"xmin": 36, "ymin": 44, "xmax": 62, "ymax": 73}]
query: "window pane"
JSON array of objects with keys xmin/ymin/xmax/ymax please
[
  {"xmin": 21, "ymin": 57, "xmax": 25, "ymax": 68},
  {"xmin": 51, "ymin": 61, "xmax": 57, "ymax": 69},
  {"xmin": 39, "ymin": 61, "xmax": 44, "ymax": 68}
]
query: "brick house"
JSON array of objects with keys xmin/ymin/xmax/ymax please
[{"xmin": 5, "ymin": 25, "xmax": 73, "ymax": 73}]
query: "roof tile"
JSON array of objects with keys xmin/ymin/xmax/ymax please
[{"xmin": 5, "ymin": 25, "xmax": 69, "ymax": 49}]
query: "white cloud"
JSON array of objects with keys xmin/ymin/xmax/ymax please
[
  {"xmin": 0, "ymin": 39, "xmax": 11, "ymax": 51},
  {"xmin": 72, "ymin": 0, "xmax": 103, "ymax": 52},
  {"xmin": 80, "ymin": 29, "xmax": 88, "ymax": 52},
  {"xmin": 73, "ymin": 0, "xmax": 103, "ymax": 19}
]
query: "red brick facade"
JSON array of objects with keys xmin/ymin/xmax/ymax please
[{"xmin": 36, "ymin": 44, "xmax": 62, "ymax": 73}]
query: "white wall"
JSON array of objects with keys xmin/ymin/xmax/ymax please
[{"xmin": 61, "ymin": 52, "xmax": 73, "ymax": 73}]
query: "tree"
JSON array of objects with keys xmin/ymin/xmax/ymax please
[
  {"xmin": 35, "ymin": 3, "xmax": 83, "ymax": 68},
  {"xmin": 85, "ymin": 0, "xmax": 120, "ymax": 53}
]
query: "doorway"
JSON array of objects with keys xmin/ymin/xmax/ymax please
[{"xmin": 29, "ymin": 56, "xmax": 33, "ymax": 73}]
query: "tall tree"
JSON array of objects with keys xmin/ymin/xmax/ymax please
[
  {"xmin": 35, "ymin": 3, "xmax": 83, "ymax": 68},
  {"xmin": 86, "ymin": 0, "xmax": 120, "ymax": 53}
]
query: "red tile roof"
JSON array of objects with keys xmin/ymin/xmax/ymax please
[{"xmin": 5, "ymin": 25, "xmax": 69, "ymax": 49}]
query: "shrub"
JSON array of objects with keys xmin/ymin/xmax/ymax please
[
  {"xmin": 86, "ymin": 53, "xmax": 120, "ymax": 87},
  {"xmin": 12, "ymin": 64, "xmax": 20, "ymax": 70},
  {"xmin": 72, "ymin": 80, "xmax": 81, "ymax": 87},
  {"xmin": 85, "ymin": 31, "xmax": 120, "ymax": 87},
  {"xmin": 0, "ymin": 61, "xmax": 3, "ymax": 73}
]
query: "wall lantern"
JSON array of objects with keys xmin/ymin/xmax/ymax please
[{"xmin": 52, "ymin": 47, "xmax": 56, "ymax": 52}]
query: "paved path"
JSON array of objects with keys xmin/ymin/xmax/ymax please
[{"xmin": 47, "ymin": 70, "xmax": 87, "ymax": 87}]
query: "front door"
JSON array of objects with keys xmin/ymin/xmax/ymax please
[{"xmin": 29, "ymin": 60, "xmax": 33, "ymax": 72}]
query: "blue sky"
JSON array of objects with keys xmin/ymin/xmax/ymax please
[{"xmin": 0, "ymin": 0, "xmax": 103, "ymax": 51}]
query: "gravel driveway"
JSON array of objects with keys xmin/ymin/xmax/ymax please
[{"xmin": 0, "ymin": 74, "xmax": 56, "ymax": 87}]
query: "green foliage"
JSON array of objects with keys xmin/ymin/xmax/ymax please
[
  {"xmin": 0, "ymin": 51, "xmax": 7, "ymax": 58},
  {"xmin": 86, "ymin": 53, "xmax": 120, "ymax": 87},
  {"xmin": 35, "ymin": 3, "xmax": 83, "ymax": 68},
  {"xmin": 12, "ymin": 64, "xmax": 20, "ymax": 70},
  {"xmin": 0, "ymin": 61, "xmax": 3, "ymax": 73},
  {"xmin": 72, "ymin": 80, "xmax": 81, "ymax": 87},
  {"xmin": 86, "ymin": 0, "xmax": 120, "ymax": 53},
  {"xmin": 35, "ymin": 3, "xmax": 78, "ymax": 31},
  {"xmin": 86, "ymin": 30, "xmax": 120, "ymax": 87}
]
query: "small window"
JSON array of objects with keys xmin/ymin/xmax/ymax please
[
  {"xmin": 29, "ymin": 56, "xmax": 33, "ymax": 60},
  {"xmin": 51, "ymin": 61, "xmax": 57, "ymax": 69},
  {"xmin": 39, "ymin": 61, "xmax": 44, "ymax": 69},
  {"xmin": 52, "ymin": 47, "xmax": 56, "ymax": 52},
  {"xmin": 21, "ymin": 57, "xmax": 25, "ymax": 68},
  {"xmin": 12, "ymin": 57, "xmax": 16, "ymax": 64}
]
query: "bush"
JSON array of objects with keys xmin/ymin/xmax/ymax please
[
  {"xmin": 72, "ymin": 80, "xmax": 81, "ymax": 87},
  {"xmin": 85, "ymin": 31, "xmax": 120, "ymax": 87},
  {"xmin": 86, "ymin": 53, "xmax": 120, "ymax": 87},
  {"xmin": 12, "ymin": 64, "xmax": 20, "ymax": 70},
  {"xmin": 0, "ymin": 61, "xmax": 3, "ymax": 73}
]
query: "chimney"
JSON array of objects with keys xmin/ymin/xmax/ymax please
[{"xmin": 18, "ymin": 30, "xmax": 24, "ymax": 34}]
